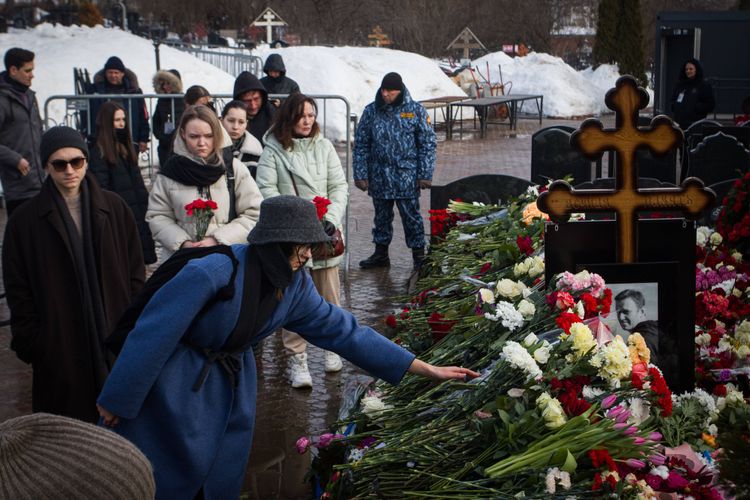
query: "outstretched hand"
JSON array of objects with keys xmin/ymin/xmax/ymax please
[
  {"xmin": 407, "ymin": 358, "xmax": 480, "ymax": 382},
  {"xmin": 97, "ymin": 404, "xmax": 120, "ymax": 428}
]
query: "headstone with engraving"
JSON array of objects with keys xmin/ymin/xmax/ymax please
[{"xmin": 537, "ymin": 76, "xmax": 715, "ymax": 392}]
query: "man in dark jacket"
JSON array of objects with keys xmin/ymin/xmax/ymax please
[
  {"xmin": 0, "ymin": 47, "xmax": 45, "ymax": 215},
  {"xmin": 670, "ymin": 58, "xmax": 715, "ymax": 130},
  {"xmin": 2, "ymin": 126, "xmax": 145, "ymax": 423},
  {"xmin": 152, "ymin": 68, "xmax": 184, "ymax": 166},
  {"xmin": 259, "ymin": 53, "xmax": 300, "ymax": 101},
  {"xmin": 85, "ymin": 56, "xmax": 150, "ymax": 153},
  {"xmin": 233, "ymin": 71, "xmax": 275, "ymax": 143},
  {"xmin": 353, "ymin": 72, "xmax": 436, "ymax": 269}
]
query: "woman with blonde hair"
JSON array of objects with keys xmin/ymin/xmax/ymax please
[
  {"xmin": 146, "ymin": 105, "xmax": 262, "ymax": 258},
  {"xmin": 256, "ymin": 93, "xmax": 347, "ymax": 388}
]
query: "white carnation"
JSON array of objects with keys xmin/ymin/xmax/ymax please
[{"xmin": 501, "ymin": 341, "xmax": 542, "ymax": 380}]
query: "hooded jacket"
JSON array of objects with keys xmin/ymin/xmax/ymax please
[
  {"xmin": 232, "ymin": 72, "xmax": 276, "ymax": 143},
  {"xmin": 259, "ymin": 54, "xmax": 300, "ymax": 96},
  {"xmin": 670, "ymin": 58, "xmax": 715, "ymax": 130},
  {"xmin": 353, "ymin": 83, "xmax": 437, "ymax": 199},
  {"xmin": 0, "ymin": 71, "xmax": 45, "ymax": 201},
  {"xmin": 85, "ymin": 67, "xmax": 151, "ymax": 144},
  {"xmin": 152, "ymin": 70, "xmax": 185, "ymax": 165}
]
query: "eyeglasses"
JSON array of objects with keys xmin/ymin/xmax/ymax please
[{"xmin": 49, "ymin": 157, "xmax": 86, "ymax": 172}]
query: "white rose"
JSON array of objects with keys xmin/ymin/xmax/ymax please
[
  {"xmin": 534, "ymin": 345, "xmax": 551, "ymax": 364},
  {"xmin": 523, "ymin": 332, "xmax": 539, "ymax": 346},
  {"xmin": 573, "ymin": 300, "xmax": 585, "ymax": 319},
  {"xmin": 496, "ymin": 279, "xmax": 521, "ymax": 298},
  {"xmin": 696, "ymin": 226, "xmax": 711, "ymax": 247},
  {"xmin": 528, "ymin": 257, "xmax": 545, "ymax": 278},
  {"xmin": 518, "ymin": 299, "xmax": 536, "ymax": 319},
  {"xmin": 710, "ymin": 232, "xmax": 723, "ymax": 246},
  {"xmin": 507, "ymin": 388, "xmax": 525, "ymax": 398},
  {"xmin": 695, "ymin": 333, "xmax": 712, "ymax": 346},
  {"xmin": 514, "ymin": 260, "xmax": 530, "ymax": 277},
  {"xmin": 360, "ymin": 395, "xmax": 392, "ymax": 417},
  {"xmin": 479, "ymin": 288, "xmax": 496, "ymax": 304}
]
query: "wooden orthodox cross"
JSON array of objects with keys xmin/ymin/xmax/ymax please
[
  {"xmin": 447, "ymin": 27, "xmax": 486, "ymax": 60},
  {"xmin": 252, "ymin": 8, "xmax": 287, "ymax": 44},
  {"xmin": 537, "ymin": 76, "xmax": 715, "ymax": 263},
  {"xmin": 368, "ymin": 26, "xmax": 392, "ymax": 47}
]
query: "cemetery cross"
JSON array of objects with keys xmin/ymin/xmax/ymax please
[{"xmin": 537, "ymin": 76, "xmax": 715, "ymax": 263}]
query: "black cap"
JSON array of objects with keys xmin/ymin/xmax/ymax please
[
  {"xmin": 104, "ymin": 56, "xmax": 126, "ymax": 72},
  {"xmin": 40, "ymin": 126, "xmax": 89, "ymax": 167},
  {"xmin": 381, "ymin": 72, "xmax": 403, "ymax": 91}
]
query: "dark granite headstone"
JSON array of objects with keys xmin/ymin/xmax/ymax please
[
  {"xmin": 430, "ymin": 174, "xmax": 532, "ymax": 210},
  {"xmin": 687, "ymin": 132, "xmax": 750, "ymax": 186},
  {"xmin": 531, "ymin": 127, "xmax": 594, "ymax": 186}
]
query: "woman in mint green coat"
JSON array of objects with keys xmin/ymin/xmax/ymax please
[{"xmin": 256, "ymin": 93, "xmax": 348, "ymax": 388}]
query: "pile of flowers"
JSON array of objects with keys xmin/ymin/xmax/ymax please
[{"xmin": 299, "ymin": 193, "xmax": 750, "ymax": 498}]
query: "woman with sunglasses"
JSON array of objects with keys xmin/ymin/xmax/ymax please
[
  {"xmin": 97, "ymin": 195, "xmax": 478, "ymax": 499},
  {"xmin": 256, "ymin": 93, "xmax": 348, "ymax": 388},
  {"xmin": 3, "ymin": 126, "xmax": 145, "ymax": 423},
  {"xmin": 89, "ymin": 101, "xmax": 156, "ymax": 264},
  {"xmin": 146, "ymin": 105, "xmax": 262, "ymax": 258}
]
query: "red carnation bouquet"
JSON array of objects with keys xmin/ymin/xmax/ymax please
[
  {"xmin": 311, "ymin": 196, "xmax": 344, "ymax": 260},
  {"xmin": 185, "ymin": 198, "xmax": 218, "ymax": 241}
]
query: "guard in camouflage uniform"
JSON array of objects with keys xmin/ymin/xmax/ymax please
[{"xmin": 353, "ymin": 72, "xmax": 436, "ymax": 269}]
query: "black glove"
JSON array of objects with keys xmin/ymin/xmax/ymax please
[{"xmin": 322, "ymin": 220, "xmax": 337, "ymax": 236}]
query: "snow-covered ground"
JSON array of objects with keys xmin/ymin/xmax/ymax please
[{"xmin": 0, "ymin": 24, "xmax": 643, "ymax": 141}]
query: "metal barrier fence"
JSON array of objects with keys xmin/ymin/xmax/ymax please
[
  {"xmin": 43, "ymin": 93, "xmax": 356, "ymax": 273},
  {"xmin": 163, "ymin": 42, "xmax": 263, "ymax": 77}
]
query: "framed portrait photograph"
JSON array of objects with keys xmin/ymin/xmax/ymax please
[{"xmin": 576, "ymin": 261, "xmax": 694, "ymax": 392}]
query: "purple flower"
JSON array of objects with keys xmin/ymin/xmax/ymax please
[
  {"xmin": 648, "ymin": 432, "xmax": 663, "ymax": 442},
  {"xmin": 601, "ymin": 394, "xmax": 617, "ymax": 409},
  {"xmin": 645, "ymin": 473, "xmax": 663, "ymax": 489},
  {"xmin": 624, "ymin": 426, "xmax": 638, "ymax": 436},
  {"xmin": 626, "ymin": 458, "xmax": 646, "ymax": 469},
  {"xmin": 633, "ymin": 437, "xmax": 647, "ymax": 445},
  {"xmin": 358, "ymin": 436, "xmax": 377, "ymax": 449},
  {"xmin": 719, "ymin": 369, "xmax": 732, "ymax": 382},
  {"xmin": 295, "ymin": 436, "xmax": 311, "ymax": 454},
  {"xmin": 614, "ymin": 422, "xmax": 629, "ymax": 430},
  {"xmin": 649, "ymin": 453, "xmax": 667, "ymax": 466}
]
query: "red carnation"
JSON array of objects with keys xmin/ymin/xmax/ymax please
[
  {"xmin": 516, "ymin": 235, "xmax": 534, "ymax": 256},
  {"xmin": 312, "ymin": 196, "xmax": 331, "ymax": 220},
  {"xmin": 556, "ymin": 312, "xmax": 582, "ymax": 333}
]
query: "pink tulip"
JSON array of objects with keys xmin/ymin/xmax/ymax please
[
  {"xmin": 606, "ymin": 406, "xmax": 625, "ymax": 419},
  {"xmin": 295, "ymin": 436, "xmax": 311, "ymax": 454},
  {"xmin": 317, "ymin": 433, "xmax": 345, "ymax": 448},
  {"xmin": 648, "ymin": 432, "xmax": 663, "ymax": 442},
  {"xmin": 649, "ymin": 453, "xmax": 667, "ymax": 466},
  {"xmin": 624, "ymin": 426, "xmax": 638, "ymax": 436},
  {"xmin": 633, "ymin": 437, "xmax": 647, "ymax": 445},
  {"xmin": 614, "ymin": 422, "xmax": 629, "ymax": 430},
  {"xmin": 601, "ymin": 394, "xmax": 618, "ymax": 409},
  {"xmin": 626, "ymin": 458, "xmax": 646, "ymax": 469},
  {"xmin": 615, "ymin": 410, "xmax": 631, "ymax": 423}
]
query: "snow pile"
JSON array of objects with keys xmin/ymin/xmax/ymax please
[
  {"xmin": 252, "ymin": 45, "xmax": 465, "ymax": 139},
  {"xmin": 0, "ymin": 24, "xmax": 236, "ymax": 127},
  {"xmin": 472, "ymin": 51, "xmax": 651, "ymax": 117}
]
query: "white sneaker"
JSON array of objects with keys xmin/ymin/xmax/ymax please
[
  {"xmin": 324, "ymin": 351, "xmax": 343, "ymax": 373},
  {"xmin": 290, "ymin": 353, "xmax": 313, "ymax": 388}
]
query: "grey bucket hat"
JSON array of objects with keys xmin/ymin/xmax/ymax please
[{"xmin": 247, "ymin": 195, "xmax": 330, "ymax": 245}]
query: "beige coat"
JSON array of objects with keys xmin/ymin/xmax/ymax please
[
  {"xmin": 146, "ymin": 133, "xmax": 262, "ymax": 256},
  {"xmin": 256, "ymin": 132, "xmax": 348, "ymax": 269}
]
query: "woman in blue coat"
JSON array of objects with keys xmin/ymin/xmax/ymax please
[{"xmin": 96, "ymin": 195, "xmax": 477, "ymax": 499}]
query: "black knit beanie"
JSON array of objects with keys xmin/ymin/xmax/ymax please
[
  {"xmin": 0, "ymin": 413, "xmax": 156, "ymax": 499},
  {"xmin": 104, "ymin": 56, "xmax": 126, "ymax": 72},
  {"xmin": 381, "ymin": 72, "xmax": 403, "ymax": 91},
  {"xmin": 40, "ymin": 126, "xmax": 89, "ymax": 167}
]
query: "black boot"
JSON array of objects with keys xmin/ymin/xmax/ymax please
[
  {"xmin": 359, "ymin": 244, "xmax": 390, "ymax": 269},
  {"xmin": 412, "ymin": 247, "xmax": 426, "ymax": 269}
]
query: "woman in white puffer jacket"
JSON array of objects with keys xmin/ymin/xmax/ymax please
[
  {"xmin": 146, "ymin": 105, "xmax": 262, "ymax": 259},
  {"xmin": 255, "ymin": 93, "xmax": 349, "ymax": 388}
]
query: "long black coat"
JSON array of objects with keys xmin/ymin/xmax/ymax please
[
  {"xmin": 670, "ymin": 58, "xmax": 715, "ymax": 129},
  {"xmin": 2, "ymin": 175, "xmax": 145, "ymax": 422},
  {"xmin": 88, "ymin": 144, "xmax": 157, "ymax": 264}
]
